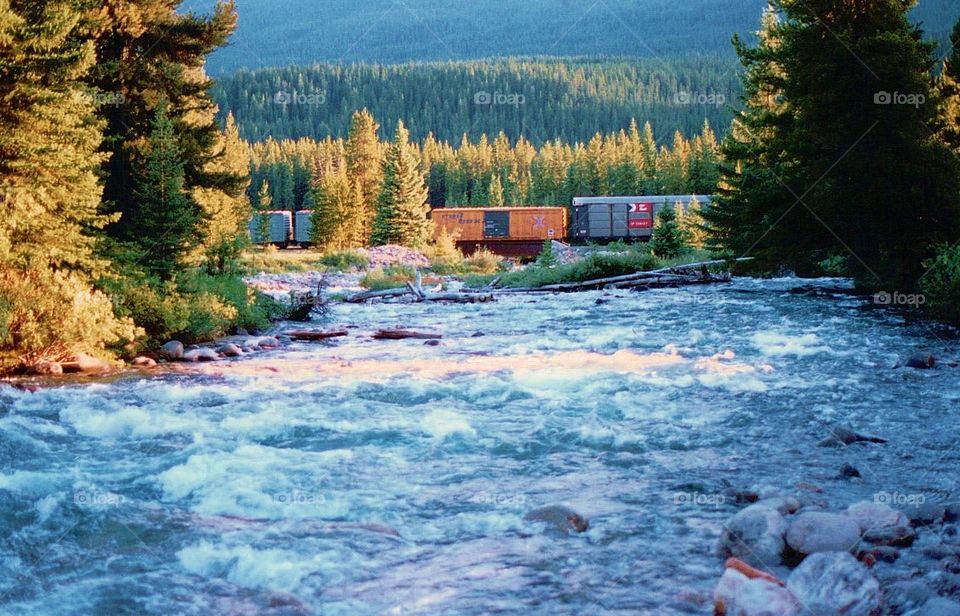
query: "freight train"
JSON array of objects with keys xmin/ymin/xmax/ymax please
[{"xmin": 249, "ymin": 195, "xmax": 713, "ymax": 256}]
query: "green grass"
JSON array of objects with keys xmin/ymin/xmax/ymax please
[
  {"xmin": 359, "ymin": 265, "xmax": 418, "ymax": 291},
  {"xmin": 242, "ymin": 247, "xmax": 327, "ymax": 274}
]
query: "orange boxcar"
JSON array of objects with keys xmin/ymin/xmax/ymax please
[{"xmin": 431, "ymin": 207, "xmax": 569, "ymax": 258}]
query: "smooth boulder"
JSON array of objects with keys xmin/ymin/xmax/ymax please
[
  {"xmin": 182, "ymin": 348, "xmax": 219, "ymax": 363},
  {"xmin": 218, "ymin": 343, "xmax": 242, "ymax": 357},
  {"xmin": 714, "ymin": 568, "xmax": 800, "ymax": 616},
  {"xmin": 62, "ymin": 352, "xmax": 111, "ymax": 374},
  {"xmin": 131, "ymin": 356, "xmax": 157, "ymax": 368},
  {"xmin": 717, "ymin": 505, "xmax": 788, "ymax": 568},
  {"xmin": 29, "ymin": 361, "xmax": 62, "ymax": 376},
  {"xmin": 786, "ymin": 512, "xmax": 862, "ymax": 556},
  {"xmin": 160, "ymin": 340, "xmax": 184, "ymax": 361},
  {"xmin": 786, "ymin": 552, "xmax": 880, "ymax": 616},
  {"xmin": 845, "ymin": 501, "xmax": 910, "ymax": 532},
  {"xmin": 906, "ymin": 353, "xmax": 936, "ymax": 369}
]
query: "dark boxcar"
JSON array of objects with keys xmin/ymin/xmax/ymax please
[
  {"xmin": 294, "ymin": 210, "xmax": 313, "ymax": 245},
  {"xmin": 248, "ymin": 211, "xmax": 293, "ymax": 246},
  {"xmin": 431, "ymin": 207, "xmax": 568, "ymax": 257},
  {"xmin": 571, "ymin": 195, "xmax": 712, "ymax": 242}
]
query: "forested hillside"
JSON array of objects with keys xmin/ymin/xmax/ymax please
[
  {"xmin": 214, "ymin": 58, "xmax": 738, "ymax": 144},
  {"xmin": 182, "ymin": 0, "xmax": 960, "ymax": 74}
]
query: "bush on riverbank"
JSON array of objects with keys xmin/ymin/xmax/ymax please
[
  {"xmin": 921, "ymin": 244, "xmax": 960, "ymax": 326},
  {"xmin": 495, "ymin": 249, "xmax": 660, "ymax": 288}
]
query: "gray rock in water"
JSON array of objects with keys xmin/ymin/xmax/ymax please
[
  {"xmin": 218, "ymin": 343, "xmax": 242, "ymax": 357},
  {"xmin": 905, "ymin": 353, "xmax": 936, "ymax": 369},
  {"xmin": 946, "ymin": 504, "xmax": 960, "ymax": 523},
  {"xmin": 845, "ymin": 500, "xmax": 910, "ymax": 532},
  {"xmin": 886, "ymin": 580, "xmax": 935, "ymax": 614},
  {"xmin": 838, "ymin": 463, "xmax": 862, "ymax": 479},
  {"xmin": 523, "ymin": 505, "xmax": 589, "ymax": 534},
  {"xmin": 63, "ymin": 352, "xmax": 111, "ymax": 374},
  {"xmin": 818, "ymin": 425, "xmax": 887, "ymax": 447},
  {"xmin": 131, "ymin": 356, "xmax": 157, "ymax": 368},
  {"xmin": 754, "ymin": 496, "xmax": 801, "ymax": 516},
  {"xmin": 862, "ymin": 524, "xmax": 916, "ymax": 547},
  {"xmin": 717, "ymin": 505, "xmax": 788, "ymax": 568},
  {"xmin": 182, "ymin": 348, "xmax": 219, "ymax": 363},
  {"xmin": 160, "ymin": 340, "xmax": 184, "ymax": 361},
  {"xmin": 29, "ymin": 361, "xmax": 62, "ymax": 376},
  {"xmin": 905, "ymin": 598, "xmax": 960, "ymax": 616},
  {"xmin": 786, "ymin": 512, "xmax": 862, "ymax": 556},
  {"xmin": 786, "ymin": 552, "xmax": 880, "ymax": 616},
  {"xmin": 907, "ymin": 501, "xmax": 946, "ymax": 526}
]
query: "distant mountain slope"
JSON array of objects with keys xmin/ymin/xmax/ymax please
[{"xmin": 182, "ymin": 0, "xmax": 960, "ymax": 75}]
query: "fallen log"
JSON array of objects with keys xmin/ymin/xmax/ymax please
[
  {"xmin": 373, "ymin": 329, "xmax": 442, "ymax": 340},
  {"xmin": 286, "ymin": 329, "xmax": 349, "ymax": 342},
  {"xmin": 345, "ymin": 287, "xmax": 494, "ymax": 303},
  {"xmin": 482, "ymin": 258, "xmax": 750, "ymax": 294}
]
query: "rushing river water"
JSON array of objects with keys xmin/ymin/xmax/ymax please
[{"xmin": 1, "ymin": 278, "xmax": 958, "ymax": 615}]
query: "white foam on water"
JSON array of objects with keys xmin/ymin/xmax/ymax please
[
  {"xmin": 751, "ymin": 332, "xmax": 831, "ymax": 357},
  {"xmin": 60, "ymin": 403, "xmax": 214, "ymax": 440},
  {"xmin": 177, "ymin": 541, "xmax": 325, "ymax": 591},
  {"xmin": 0, "ymin": 470, "xmax": 62, "ymax": 494},
  {"xmin": 420, "ymin": 409, "xmax": 475, "ymax": 439}
]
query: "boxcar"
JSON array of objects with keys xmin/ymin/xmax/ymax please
[
  {"xmin": 248, "ymin": 210, "xmax": 293, "ymax": 246},
  {"xmin": 294, "ymin": 210, "xmax": 313, "ymax": 245},
  {"xmin": 431, "ymin": 207, "xmax": 568, "ymax": 258},
  {"xmin": 571, "ymin": 195, "xmax": 712, "ymax": 242}
]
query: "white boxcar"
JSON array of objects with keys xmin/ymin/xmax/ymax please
[
  {"xmin": 248, "ymin": 210, "xmax": 293, "ymax": 245},
  {"xmin": 571, "ymin": 195, "xmax": 713, "ymax": 241},
  {"xmin": 294, "ymin": 210, "xmax": 314, "ymax": 245}
]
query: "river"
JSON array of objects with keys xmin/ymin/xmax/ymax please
[{"xmin": 1, "ymin": 278, "xmax": 958, "ymax": 615}]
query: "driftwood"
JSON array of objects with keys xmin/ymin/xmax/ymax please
[
  {"xmin": 483, "ymin": 258, "xmax": 750, "ymax": 294},
  {"xmin": 373, "ymin": 329, "xmax": 442, "ymax": 340},
  {"xmin": 346, "ymin": 271, "xmax": 494, "ymax": 304},
  {"xmin": 286, "ymin": 329, "xmax": 349, "ymax": 342}
]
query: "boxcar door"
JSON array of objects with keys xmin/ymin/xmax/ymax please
[
  {"xmin": 587, "ymin": 204, "xmax": 612, "ymax": 238},
  {"xmin": 611, "ymin": 203, "xmax": 630, "ymax": 238},
  {"xmin": 484, "ymin": 210, "xmax": 510, "ymax": 238}
]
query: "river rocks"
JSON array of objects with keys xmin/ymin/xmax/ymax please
[
  {"xmin": 946, "ymin": 504, "xmax": 960, "ymax": 523},
  {"xmin": 60, "ymin": 352, "xmax": 111, "ymax": 374},
  {"xmin": 523, "ymin": 505, "xmax": 589, "ymax": 534},
  {"xmin": 838, "ymin": 463, "xmax": 862, "ymax": 479},
  {"xmin": 786, "ymin": 512, "xmax": 862, "ymax": 556},
  {"xmin": 905, "ymin": 598, "xmax": 960, "ymax": 616},
  {"xmin": 906, "ymin": 353, "xmax": 936, "ymax": 369},
  {"xmin": 886, "ymin": 580, "xmax": 935, "ymax": 614},
  {"xmin": 717, "ymin": 505, "xmax": 788, "ymax": 568},
  {"xmin": 182, "ymin": 348, "xmax": 219, "ymax": 363},
  {"xmin": 257, "ymin": 336, "xmax": 281, "ymax": 348},
  {"xmin": 818, "ymin": 425, "xmax": 887, "ymax": 447},
  {"xmin": 714, "ymin": 567, "xmax": 800, "ymax": 616},
  {"xmin": 357, "ymin": 244, "xmax": 430, "ymax": 270},
  {"xmin": 423, "ymin": 339, "xmax": 441, "ymax": 346},
  {"xmin": 907, "ymin": 501, "xmax": 947, "ymax": 526},
  {"xmin": 131, "ymin": 356, "xmax": 157, "ymax": 368},
  {"xmin": 862, "ymin": 524, "xmax": 916, "ymax": 547},
  {"xmin": 786, "ymin": 552, "xmax": 880, "ymax": 616},
  {"xmin": 845, "ymin": 500, "xmax": 910, "ymax": 532},
  {"xmin": 217, "ymin": 343, "xmax": 242, "ymax": 357},
  {"xmin": 857, "ymin": 545, "xmax": 899, "ymax": 564},
  {"xmin": 29, "ymin": 361, "xmax": 62, "ymax": 375},
  {"xmin": 160, "ymin": 340, "xmax": 184, "ymax": 361}
]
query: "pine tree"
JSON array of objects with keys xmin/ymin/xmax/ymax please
[
  {"xmin": 681, "ymin": 197, "xmax": 709, "ymax": 250},
  {"xmin": 254, "ymin": 180, "xmax": 272, "ymax": 242},
  {"xmin": 0, "ymin": 0, "xmax": 137, "ymax": 366},
  {"xmin": 371, "ymin": 121, "xmax": 432, "ymax": 247},
  {"xmin": 345, "ymin": 109, "xmax": 383, "ymax": 242},
  {"xmin": 939, "ymin": 19, "xmax": 960, "ymax": 153},
  {"xmin": 650, "ymin": 206, "xmax": 689, "ymax": 259},
  {"xmin": 131, "ymin": 103, "xmax": 199, "ymax": 281},
  {"xmin": 488, "ymin": 173, "xmax": 505, "ymax": 207}
]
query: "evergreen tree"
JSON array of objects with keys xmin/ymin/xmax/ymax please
[
  {"xmin": 681, "ymin": 196, "xmax": 709, "ymax": 249},
  {"xmin": 650, "ymin": 205, "xmax": 689, "ymax": 259},
  {"xmin": 131, "ymin": 103, "xmax": 198, "ymax": 281},
  {"xmin": 0, "ymin": 0, "xmax": 137, "ymax": 366},
  {"xmin": 345, "ymin": 108, "xmax": 383, "ymax": 241},
  {"xmin": 310, "ymin": 159, "xmax": 363, "ymax": 250},
  {"xmin": 253, "ymin": 180, "xmax": 272, "ymax": 242},
  {"xmin": 488, "ymin": 173, "xmax": 505, "ymax": 207},
  {"xmin": 371, "ymin": 121, "xmax": 432, "ymax": 247},
  {"xmin": 939, "ymin": 19, "xmax": 960, "ymax": 153}
]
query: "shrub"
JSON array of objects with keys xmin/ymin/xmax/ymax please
[
  {"xmin": 498, "ymin": 250, "xmax": 659, "ymax": 288},
  {"xmin": 535, "ymin": 239, "xmax": 559, "ymax": 268},
  {"xmin": 423, "ymin": 229, "xmax": 464, "ymax": 274},
  {"xmin": 0, "ymin": 268, "xmax": 140, "ymax": 369},
  {"xmin": 319, "ymin": 249, "xmax": 370, "ymax": 271},
  {"xmin": 360, "ymin": 265, "xmax": 417, "ymax": 291},
  {"xmin": 650, "ymin": 207, "xmax": 690, "ymax": 259},
  {"xmin": 463, "ymin": 248, "xmax": 504, "ymax": 274},
  {"xmin": 921, "ymin": 243, "xmax": 960, "ymax": 325}
]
